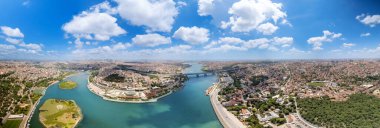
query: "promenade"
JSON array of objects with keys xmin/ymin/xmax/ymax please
[{"xmin": 210, "ymin": 88, "xmax": 246, "ymax": 128}]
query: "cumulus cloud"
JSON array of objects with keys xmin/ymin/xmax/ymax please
[
  {"xmin": 1, "ymin": 26, "xmax": 24, "ymax": 38},
  {"xmin": 220, "ymin": 0, "xmax": 287, "ymax": 34},
  {"xmin": 356, "ymin": 14, "xmax": 380, "ymax": 27},
  {"xmin": 256, "ymin": 22, "xmax": 278, "ymax": 35},
  {"xmin": 272, "ymin": 37, "xmax": 293, "ymax": 47},
  {"xmin": 0, "ymin": 44, "xmax": 16, "ymax": 52},
  {"xmin": 177, "ymin": 1, "xmax": 187, "ymax": 7},
  {"xmin": 360, "ymin": 32, "xmax": 370, "ymax": 37},
  {"xmin": 72, "ymin": 42, "xmax": 131, "ymax": 55},
  {"xmin": 132, "ymin": 33, "xmax": 171, "ymax": 47},
  {"xmin": 198, "ymin": 0, "xmax": 215, "ymax": 16},
  {"xmin": 116, "ymin": 0, "xmax": 178, "ymax": 32},
  {"xmin": 307, "ymin": 30, "xmax": 342, "ymax": 50},
  {"xmin": 72, "ymin": 44, "xmax": 192, "ymax": 60},
  {"xmin": 173, "ymin": 26, "xmax": 209, "ymax": 44},
  {"xmin": 0, "ymin": 26, "xmax": 43, "ymax": 53},
  {"xmin": 207, "ymin": 44, "xmax": 247, "ymax": 52},
  {"xmin": 62, "ymin": 4, "xmax": 126, "ymax": 42},
  {"xmin": 18, "ymin": 42, "xmax": 43, "ymax": 51},
  {"xmin": 5, "ymin": 38, "xmax": 22, "ymax": 45},
  {"xmin": 343, "ymin": 43, "xmax": 355, "ymax": 48},
  {"xmin": 205, "ymin": 36, "xmax": 293, "ymax": 52}
]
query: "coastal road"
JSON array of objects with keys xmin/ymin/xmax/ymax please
[{"xmin": 210, "ymin": 88, "xmax": 246, "ymax": 128}]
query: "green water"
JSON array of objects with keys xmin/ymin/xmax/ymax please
[{"xmin": 29, "ymin": 63, "xmax": 222, "ymax": 128}]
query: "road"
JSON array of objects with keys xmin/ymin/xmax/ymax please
[{"xmin": 210, "ymin": 88, "xmax": 246, "ymax": 128}]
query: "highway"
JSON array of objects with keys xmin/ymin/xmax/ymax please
[{"xmin": 210, "ymin": 88, "xmax": 246, "ymax": 128}]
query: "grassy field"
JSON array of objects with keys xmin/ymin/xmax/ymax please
[
  {"xmin": 307, "ymin": 82, "xmax": 325, "ymax": 87},
  {"xmin": 39, "ymin": 99, "xmax": 82, "ymax": 128},
  {"xmin": 3, "ymin": 119, "xmax": 22, "ymax": 128},
  {"xmin": 59, "ymin": 81, "xmax": 77, "ymax": 89}
]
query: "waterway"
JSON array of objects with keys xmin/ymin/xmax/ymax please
[{"xmin": 29, "ymin": 63, "xmax": 222, "ymax": 128}]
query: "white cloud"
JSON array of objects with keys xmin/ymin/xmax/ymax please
[
  {"xmin": 5, "ymin": 38, "xmax": 22, "ymax": 44},
  {"xmin": 132, "ymin": 33, "xmax": 171, "ymax": 47},
  {"xmin": 145, "ymin": 45, "xmax": 192, "ymax": 54},
  {"xmin": 88, "ymin": 1, "xmax": 118, "ymax": 15},
  {"xmin": 63, "ymin": 12, "xmax": 126, "ymax": 41},
  {"xmin": 288, "ymin": 47, "xmax": 309, "ymax": 54},
  {"xmin": 72, "ymin": 42, "xmax": 131, "ymax": 55},
  {"xmin": 19, "ymin": 43, "xmax": 43, "ymax": 51},
  {"xmin": 73, "ymin": 38, "xmax": 84, "ymax": 49},
  {"xmin": 343, "ymin": 43, "xmax": 355, "ymax": 48},
  {"xmin": 0, "ymin": 26, "xmax": 43, "ymax": 53},
  {"xmin": 173, "ymin": 26, "xmax": 209, "ymax": 44},
  {"xmin": 0, "ymin": 44, "xmax": 16, "ymax": 51},
  {"xmin": 0, "ymin": 26, "xmax": 24, "ymax": 38},
  {"xmin": 116, "ymin": 0, "xmax": 178, "ymax": 32},
  {"xmin": 207, "ymin": 44, "xmax": 247, "ymax": 52},
  {"xmin": 272, "ymin": 37, "xmax": 293, "ymax": 47},
  {"xmin": 71, "ymin": 44, "xmax": 192, "ymax": 60},
  {"xmin": 307, "ymin": 30, "xmax": 342, "ymax": 50},
  {"xmin": 360, "ymin": 32, "xmax": 370, "ymax": 37},
  {"xmin": 177, "ymin": 1, "xmax": 187, "ymax": 7},
  {"xmin": 243, "ymin": 38, "xmax": 271, "ymax": 49},
  {"xmin": 220, "ymin": 0, "xmax": 287, "ymax": 34},
  {"xmin": 256, "ymin": 22, "xmax": 278, "ymax": 35},
  {"xmin": 204, "ymin": 41, "xmax": 218, "ymax": 49},
  {"xmin": 198, "ymin": 0, "xmax": 214, "ymax": 16},
  {"xmin": 219, "ymin": 37, "xmax": 245, "ymax": 44},
  {"xmin": 356, "ymin": 14, "xmax": 380, "ymax": 27},
  {"xmin": 205, "ymin": 36, "xmax": 293, "ymax": 52}
]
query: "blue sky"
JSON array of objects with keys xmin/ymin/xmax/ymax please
[{"xmin": 0, "ymin": 0, "xmax": 379, "ymax": 60}]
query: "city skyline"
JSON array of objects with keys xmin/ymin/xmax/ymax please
[{"xmin": 0, "ymin": 0, "xmax": 380, "ymax": 60}]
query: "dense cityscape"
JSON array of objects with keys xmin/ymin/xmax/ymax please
[{"xmin": 1, "ymin": 60, "xmax": 380, "ymax": 128}]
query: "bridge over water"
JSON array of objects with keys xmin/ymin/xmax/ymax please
[{"xmin": 183, "ymin": 72, "xmax": 216, "ymax": 77}]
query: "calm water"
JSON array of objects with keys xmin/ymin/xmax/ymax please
[{"xmin": 29, "ymin": 63, "xmax": 222, "ymax": 128}]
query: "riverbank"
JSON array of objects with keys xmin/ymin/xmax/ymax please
[
  {"xmin": 87, "ymin": 80, "xmax": 173, "ymax": 103},
  {"xmin": 209, "ymin": 85, "xmax": 246, "ymax": 128}
]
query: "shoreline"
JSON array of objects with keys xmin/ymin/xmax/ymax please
[
  {"xmin": 87, "ymin": 79, "xmax": 173, "ymax": 104},
  {"xmin": 209, "ymin": 84, "xmax": 246, "ymax": 128},
  {"xmin": 23, "ymin": 73, "xmax": 77, "ymax": 128}
]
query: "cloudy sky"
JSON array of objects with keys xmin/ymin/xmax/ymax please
[{"xmin": 0, "ymin": 0, "xmax": 380, "ymax": 60}]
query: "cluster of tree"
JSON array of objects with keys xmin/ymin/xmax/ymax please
[
  {"xmin": 270, "ymin": 117, "xmax": 286, "ymax": 125},
  {"xmin": 219, "ymin": 86, "xmax": 235, "ymax": 95},
  {"xmin": 0, "ymin": 72, "xmax": 20, "ymax": 117},
  {"xmin": 298, "ymin": 93, "xmax": 380, "ymax": 127},
  {"xmin": 1, "ymin": 71, "xmax": 72, "ymax": 118},
  {"xmin": 250, "ymin": 75, "xmax": 268, "ymax": 86},
  {"xmin": 150, "ymin": 82, "xmax": 162, "ymax": 87},
  {"xmin": 89, "ymin": 70, "xmax": 99, "ymax": 82},
  {"xmin": 245, "ymin": 115, "xmax": 265, "ymax": 128},
  {"xmin": 104, "ymin": 74, "xmax": 125, "ymax": 82}
]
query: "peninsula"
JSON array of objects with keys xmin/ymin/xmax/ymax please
[{"xmin": 87, "ymin": 62, "xmax": 188, "ymax": 103}]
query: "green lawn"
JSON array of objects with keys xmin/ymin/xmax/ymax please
[
  {"xmin": 3, "ymin": 119, "xmax": 22, "ymax": 128},
  {"xmin": 39, "ymin": 99, "xmax": 82, "ymax": 128},
  {"xmin": 59, "ymin": 81, "xmax": 77, "ymax": 89}
]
